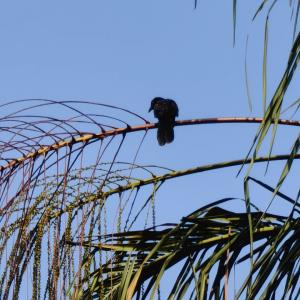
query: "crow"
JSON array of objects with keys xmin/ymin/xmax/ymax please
[{"xmin": 148, "ymin": 97, "xmax": 179, "ymax": 146}]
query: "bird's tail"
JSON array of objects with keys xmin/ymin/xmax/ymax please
[{"xmin": 157, "ymin": 123, "xmax": 174, "ymax": 146}]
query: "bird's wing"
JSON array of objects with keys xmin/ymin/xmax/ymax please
[{"xmin": 168, "ymin": 99, "xmax": 179, "ymax": 117}]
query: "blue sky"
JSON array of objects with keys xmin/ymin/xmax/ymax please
[{"xmin": 0, "ymin": 0, "xmax": 299, "ymax": 298}]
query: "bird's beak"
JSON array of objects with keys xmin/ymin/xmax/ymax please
[{"xmin": 148, "ymin": 106, "xmax": 153, "ymax": 112}]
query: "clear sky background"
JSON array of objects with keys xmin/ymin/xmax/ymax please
[{"xmin": 0, "ymin": 1, "xmax": 299, "ymax": 298}]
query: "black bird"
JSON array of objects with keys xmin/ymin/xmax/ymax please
[{"xmin": 148, "ymin": 97, "xmax": 179, "ymax": 146}]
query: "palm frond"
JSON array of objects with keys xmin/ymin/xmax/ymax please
[{"xmin": 70, "ymin": 200, "xmax": 296, "ymax": 299}]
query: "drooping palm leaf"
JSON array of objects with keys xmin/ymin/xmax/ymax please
[{"xmin": 70, "ymin": 199, "xmax": 299, "ymax": 299}]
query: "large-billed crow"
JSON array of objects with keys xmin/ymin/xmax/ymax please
[{"xmin": 148, "ymin": 97, "xmax": 179, "ymax": 146}]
